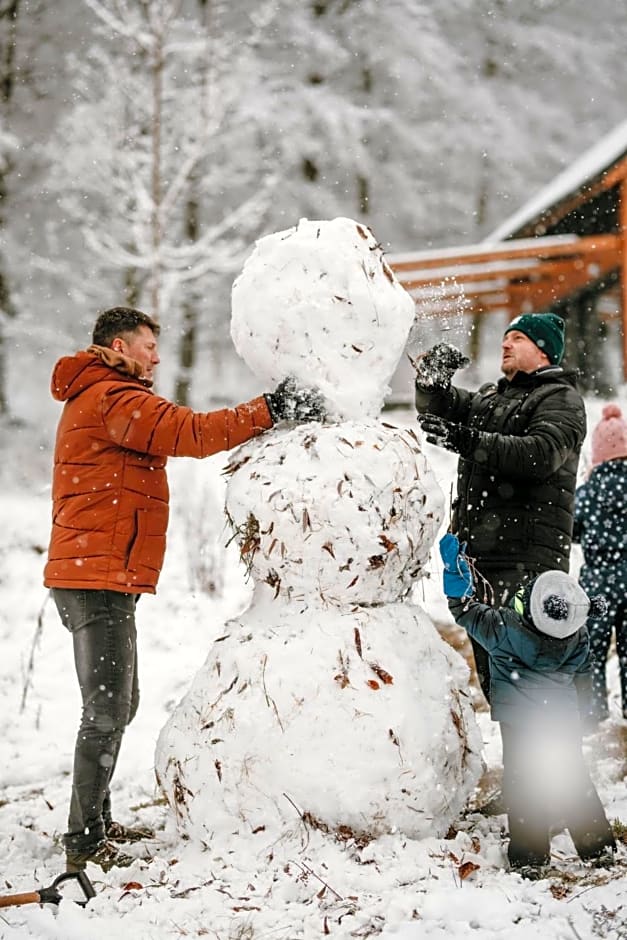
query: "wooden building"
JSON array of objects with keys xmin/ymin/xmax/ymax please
[{"xmin": 389, "ymin": 121, "xmax": 627, "ymax": 383}]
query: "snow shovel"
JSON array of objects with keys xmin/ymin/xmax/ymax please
[{"xmin": 0, "ymin": 870, "xmax": 96, "ymax": 908}]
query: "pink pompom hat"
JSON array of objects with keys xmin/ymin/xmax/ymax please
[{"xmin": 591, "ymin": 404, "xmax": 627, "ymax": 467}]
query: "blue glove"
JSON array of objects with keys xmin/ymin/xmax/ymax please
[{"xmin": 439, "ymin": 533, "xmax": 474, "ymax": 598}]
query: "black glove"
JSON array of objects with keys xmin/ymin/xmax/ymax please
[
  {"xmin": 265, "ymin": 376, "xmax": 326, "ymax": 424},
  {"xmin": 418, "ymin": 413, "xmax": 476, "ymax": 456},
  {"xmin": 413, "ymin": 343, "xmax": 469, "ymax": 392}
]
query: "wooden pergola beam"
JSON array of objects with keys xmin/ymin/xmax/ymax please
[
  {"xmin": 391, "ymin": 234, "xmax": 620, "ymax": 322},
  {"xmin": 400, "ymin": 250, "xmax": 620, "ymax": 293},
  {"xmin": 389, "ymin": 233, "xmax": 621, "ymax": 276},
  {"xmin": 412, "ymin": 262, "xmax": 618, "ymax": 319}
]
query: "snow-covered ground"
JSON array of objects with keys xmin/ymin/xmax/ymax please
[{"xmin": 0, "ymin": 398, "xmax": 625, "ymax": 940}]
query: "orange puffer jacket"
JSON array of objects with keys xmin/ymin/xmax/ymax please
[{"xmin": 44, "ymin": 348, "xmax": 273, "ymax": 594}]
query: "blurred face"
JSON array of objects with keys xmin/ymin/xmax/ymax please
[
  {"xmin": 501, "ymin": 329, "xmax": 549, "ymax": 380},
  {"xmin": 111, "ymin": 324, "xmax": 160, "ymax": 381}
]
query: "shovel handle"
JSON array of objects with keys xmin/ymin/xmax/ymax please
[
  {"xmin": 0, "ymin": 870, "xmax": 95, "ymax": 909},
  {"xmin": 0, "ymin": 891, "xmax": 42, "ymax": 908}
]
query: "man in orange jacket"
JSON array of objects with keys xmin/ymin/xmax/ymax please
[{"xmin": 44, "ymin": 306, "xmax": 324, "ymax": 873}]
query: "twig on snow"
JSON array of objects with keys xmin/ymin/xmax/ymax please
[
  {"xmin": 261, "ymin": 654, "xmax": 284, "ymax": 731},
  {"xmin": 20, "ymin": 591, "xmax": 51, "ymax": 712},
  {"xmin": 288, "ymin": 859, "xmax": 344, "ymax": 902},
  {"xmin": 566, "ymin": 916, "xmax": 586, "ymax": 940}
]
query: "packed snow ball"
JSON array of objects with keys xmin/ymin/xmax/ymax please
[
  {"xmin": 156, "ymin": 602, "xmax": 483, "ymax": 843},
  {"xmin": 224, "ymin": 421, "xmax": 444, "ymax": 606},
  {"xmin": 231, "ymin": 217, "xmax": 416, "ymax": 420}
]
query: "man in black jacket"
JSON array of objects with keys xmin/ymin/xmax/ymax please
[{"xmin": 415, "ymin": 312, "xmax": 586, "ymax": 704}]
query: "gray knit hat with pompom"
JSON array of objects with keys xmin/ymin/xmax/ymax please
[{"xmin": 529, "ymin": 571, "xmax": 593, "ymax": 638}]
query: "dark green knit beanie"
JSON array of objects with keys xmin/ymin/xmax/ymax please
[{"xmin": 504, "ymin": 312, "xmax": 565, "ymax": 365}]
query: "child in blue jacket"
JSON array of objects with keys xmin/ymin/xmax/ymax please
[{"xmin": 440, "ymin": 533, "xmax": 616, "ymax": 879}]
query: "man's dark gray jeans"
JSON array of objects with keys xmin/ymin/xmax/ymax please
[{"xmin": 51, "ymin": 588, "xmax": 139, "ymax": 854}]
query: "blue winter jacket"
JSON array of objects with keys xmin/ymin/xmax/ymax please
[{"xmin": 448, "ymin": 596, "xmax": 591, "ymax": 727}]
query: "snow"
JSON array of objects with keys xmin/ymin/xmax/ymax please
[
  {"xmin": 231, "ymin": 217, "xmax": 415, "ymax": 421},
  {"xmin": 219, "ymin": 421, "xmax": 443, "ymax": 606},
  {"xmin": 0, "ymin": 408, "xmax": 626, "ymax": 937},
  {"xmin": 156, "ymin": 596, "xmax": 482, "ymax": 843},
  {"xmin": 157, "ymin": 218, "xmax": 483, "ymax": 850},
  {"xmin": 1, "ymin": 226, "xmax": 626, "ymax": 936}
]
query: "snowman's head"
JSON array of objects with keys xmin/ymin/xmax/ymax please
[{"xmin": 231, "ymin": 217, "xmax": 415, "ymax": 421}]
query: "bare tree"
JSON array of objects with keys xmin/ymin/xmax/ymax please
[
  {"xmin": 44, "ymin": 0, "xmax": 275, "ymax": 402},
  {"xmin": 0, "ymin": 0, "xmax": 20, "ymax": 415}
]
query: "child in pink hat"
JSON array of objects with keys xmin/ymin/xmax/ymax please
[{"xmin": 573, "ymin": 403, "xmax": 627, "ymax": 724}]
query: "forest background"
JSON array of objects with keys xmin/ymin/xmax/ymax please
[{"xmin": 1, "ymin": 0, "xmax": 627, "ymax": 436}]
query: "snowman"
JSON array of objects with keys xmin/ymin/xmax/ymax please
[{"xmin": 155, "ymin": 217, "xmax": 482, "ymax": 844}]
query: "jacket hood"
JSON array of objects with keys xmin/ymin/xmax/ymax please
[{"xmin": 51, "ymin": 347, "xmax": 151, "ymax": 402}]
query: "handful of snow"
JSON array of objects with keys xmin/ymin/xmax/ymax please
[
  {"xmin": 231, "ymin": 217, "xmax": 415, "ymax": 420},
  {"xmin": 412, "ymin": 342, "xmax": 470, "ymax": 390}
]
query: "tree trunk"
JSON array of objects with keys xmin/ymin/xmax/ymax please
[
  {"xmin": 565, "ymin": 293, "xmax": 608, "ymax": 394},
  {"xmin": 173, "ymin": 0, "xmax": 211, "ymax": 405},
  {"xmin": 0, "ymin": 0, "xmax": 20, "ymax": 415},
  {"xmin": 150, "ymin": 30, "xmax": 163, "ymax": 320},
  {"xmin": 173, "ymin": 300, "xmax": 197, "ymax": 407},
  {"xmin": 467, "ymin": 149, "xmax": 493, "ymax": 362},
  {"xmin": 173, "ymin": 194, "xmax": 199, "ymax": 406}
]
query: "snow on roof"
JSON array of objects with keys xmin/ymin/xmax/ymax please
[{"xmin": 485, "ymin": 119, "xmax": 627, "ymax": 242}]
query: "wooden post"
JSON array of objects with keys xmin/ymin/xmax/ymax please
[{"xmin": 621, "ymin": 174, "xmax": 627, "ymax": 382}]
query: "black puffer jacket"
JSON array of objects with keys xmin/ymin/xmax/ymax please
[{"xmin": 416, "ymin": 366, "xmax": 586, "ymax": 572}]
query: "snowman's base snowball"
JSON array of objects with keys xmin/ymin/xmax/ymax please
[{"xmin": 155, "ymin": 598, "xmax": 483, "ymax": 843}]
